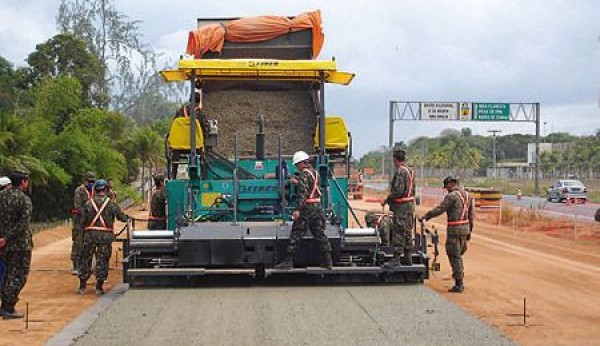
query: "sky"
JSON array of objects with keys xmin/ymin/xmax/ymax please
[{"xmin": 1, "ymin": 0, "xmax": 599, "ymax": 157}]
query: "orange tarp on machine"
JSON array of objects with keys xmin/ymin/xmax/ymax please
[{"xmin": 187, "ymin": 10, "xmax": 324, "ymax": 59}]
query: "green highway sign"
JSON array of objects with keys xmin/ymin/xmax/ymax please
[{"xmin": 473, "ymin": 103, "xmax": 510, "ymax": 121}]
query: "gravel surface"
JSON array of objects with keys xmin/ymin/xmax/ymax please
[
  {"xmin": 75, "ymin": 285, "xmax": 513, "ymax": 346},
  {"xmin": 203, "ymin": 83, "xmax": 317, "ymax": 158}
]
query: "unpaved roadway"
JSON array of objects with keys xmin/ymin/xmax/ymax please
[{"xmin": 350, "ymin": 193, "xmax": 600, "ymax": 346}]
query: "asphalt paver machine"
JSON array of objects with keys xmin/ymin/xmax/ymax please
[{"xmin": 121, "ymin": 16, "xmax": 430, "ymax": 286}]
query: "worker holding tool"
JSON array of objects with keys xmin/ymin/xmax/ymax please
[
  {"xmin": 275, "ymin": 151, "xmax": 333, "ymax": 269},
  {"xmin": 381, "ymin": 148, "xmax": 416, "ymax": 266},
  {"xmin": 420, "ymin": 176, "xmax": 475, "ymax": 293},
  {"xmin": 148, "ymin": 174, "xmax": 167, "ymax": 230},
  {"xmin": 78, "ymin": 179, "xmax": 130, "ymax": 295},
  {"xmin": 71, "ymin": 171, "xmax": 96, "ymax": 275},
  {"xmin": 0, "ymin": 170, "xmax": 33, "ymax": 319}
]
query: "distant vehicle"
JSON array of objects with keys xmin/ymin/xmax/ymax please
[{"xmin": 547, "ymin": 179, "xmax": 587, "ymax": 203}]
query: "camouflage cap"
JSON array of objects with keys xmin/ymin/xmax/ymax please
[
  {"xmin": 85, "ymin": 171, "xmax": 96, "ymax": 181},
  {"xmin": 9, "ymin": 170, "xmax": 29, "ymax": 179},
  {"xmin": 443, "ymin": 175, "xmax": 459, "ymax": 187}
]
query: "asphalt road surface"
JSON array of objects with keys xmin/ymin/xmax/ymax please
[
  {"xmin": 75, "ymin": 285, "xmax": 513, "ymax": 346},
  {"xmin": 502, "ymin": 195, "xmax": 597, "ymax": 221}
]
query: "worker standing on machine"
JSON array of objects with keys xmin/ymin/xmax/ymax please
[
  {"xmin": 71, "ymin": 171, "xmax": 96, "ymax": 275},
  {"xmin": 381, "ymin": 148, "xmax": 416, "ymax": 266},
  {"xmin": 275, "ymin": 151, "xmax": 333, "ymax": 269},
  {"xmin": 78, "ymin": 179, "xmax": 130, "ymax": 295},
  {"xmin": 148, "ymin": 174, "xmax": 167, "ymax": 230},
  {"xmin": 420, "ymin": 176, "xmax": 474, "ymax": 293}
]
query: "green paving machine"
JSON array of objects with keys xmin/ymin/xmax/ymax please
[{"xmin": 121, "ymin": 16, "xmax": 430, "ymax": 285}]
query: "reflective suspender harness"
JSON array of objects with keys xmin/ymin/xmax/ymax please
[
  {"xmin": 394, "ymin": 166, "xmax": 415, "ymax": 203},
  {"xmin": 303, "ymin": 168, "xmax": 322, "ymax": 204},
  {"xmin": 86, "ymin": 198, "xmax": 113, "ymax": 232},
  {"xmin": 447, "ymin": 191, "xmax": 470, "ymax": 226},
  {"xmin": 71, "ymin": 186, "xmax": 95, "ymax": 215}
]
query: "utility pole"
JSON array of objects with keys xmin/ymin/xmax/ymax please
[{"xmin": 488, "ymin": 130, "xmax": 502, "ymax": 178}]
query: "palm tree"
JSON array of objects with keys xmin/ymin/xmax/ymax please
[{"xmin": 129, "ymin": 126, "xmax": 163, "ymax": 201}]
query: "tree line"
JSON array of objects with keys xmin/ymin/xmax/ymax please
[
  {"xmin": 0, "ymin": 0, "xmax": 177, "ymax": 221},
  {"xmin": 359, "ymin": 128, "xmax": 598, "ymax": 179}
]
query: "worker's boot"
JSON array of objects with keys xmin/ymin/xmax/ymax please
[
  {"xmin": 401, "ymin": 248, "xmax": 413, "ymax": 266},
  {"xmin": 448, "ymin": 279, "xmax": 464, "ymax": 293},
  {"xmin": 1, "ymin": 304, "xmax": 24, "ymax": 319},
  {"xmin": 77, "ymin": 279, "xmax": 86, "ymax": 295},
  {"xmin": 95, "ymin": 281, "xmax": 105, "ymax": 296},
  {"xmin": 320, "ymin": 252, "xmax": 333, "ymax": 270},
  {"xmin": 383, "ymin": 249, "xmax": 404, "ymax": 268},
  {"xmin": 2, "ymin": 309, "xmax": 24, "ymax": 319},
  {"xmin": 274, "ymin": 255, "xmax": 294, "ymax": 269}
]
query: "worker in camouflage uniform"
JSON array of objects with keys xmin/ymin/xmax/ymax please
[
  {"xmin": 0, "ymin": 170, "xmax": 32, "ymax": 319},
  {"xmin": 381, "ymin": 149, "xmax": 416, "ymax": 266},
  {"xmin": 148, "ymin": 174, "xmax": 167, "ymax": 230},
  {"xmin": 78, "ymin": 179, "xmax": 130, "ymax": 295},
  {"xmin": 364, "ymin": 211, "xmax": 393, "ymax": 246},
  {"xmin": 107, "ymin": 179, "xmax": 118, "ymax": 201},
  {"xmin": 420, "ymin": 176, "xmax": 474, "ymax": 293},
  {"xmin": 0, "ymin": 176, "xmax": 9, "ymax": 301},
  {"xmin": 275, "ymin": 151, "xmax": 333, "ymax": 269},
  {"xmin": 71, "ymin": 171, "xmax": 96, "ymax": 275}
]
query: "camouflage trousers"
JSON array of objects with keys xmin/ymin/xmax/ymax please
[
  {"xmin": 391, "ymin": 208, "xmax": 415, "ymax": 256},
  {"xmin": 78, "ymin": 231, "xmax": 114, "ymax": 283},
  {"xmin": 0, "ymin": 250, "xmax": 32, "ymax": 309},
  {"xmin": 287, "ymin": 207, "xmax": 332, "ymax": 255},
  {"xmin": 378, "ymin": 216, "xmax": 393, "ymax": 246},
  {"xmin": 446, "ymin": 234, "xmax": 468, "ymax": 280},
  {"xmin": 71, "ymin": 215, "xmax": 84, "ymax": 262}
]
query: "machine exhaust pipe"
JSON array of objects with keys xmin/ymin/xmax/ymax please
[{"xmin": 256, "ymin": 114, "xmax": 265, "ymax": 160}]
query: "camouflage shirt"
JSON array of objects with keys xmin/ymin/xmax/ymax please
[
  {"xmin": 82, "ymin": 195, "xmax": 129, "ymax": 232},
  {"xmin": 0, "ymin": 188, "xmax": 33, "ymax": 252},
  {"xmin": 73, "ymin": 184, "xmax": 93, "ymax": 213},
  {"xmin": 150, "ymin": 188, "xmax": 167, "ymax": 219},
  {"xmin": 295, "ymin": 167, "xmax": 321, "ymax": 212},
  {"xmin": 423, "ymin": 187, "xmax": 475, "ymax": 235},
  {"xmin": 385, "ymin": 165, "xmax": 416, "ymax": 214}
]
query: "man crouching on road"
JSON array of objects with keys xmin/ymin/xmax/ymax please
[
  {"xmin": 78, "ymin": 179, "xmax": 130, "ymax": 295},
  {"xmin": 419, "ymin": 176, "xmax": 474, "ymax": 293}
]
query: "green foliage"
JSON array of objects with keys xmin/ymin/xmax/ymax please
[
  {"xmin": 25, "ymin": 33, "xmax": 104, "ymax": 106},
  {"xmin": 34, "ymin": 76, "xmax": 83, "ymax": 134}
]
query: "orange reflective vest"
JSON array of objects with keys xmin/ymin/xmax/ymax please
[
  {"xmin": 303, "ymin": 168, "xmax": 322, "ymax": 204},
  {"xmin": 85, "ymin": 198, "xmax": 113, "ymax": 232},
  {"xmin": 447, "ymin": 191, "xmax": 470, "ymax": 226}
]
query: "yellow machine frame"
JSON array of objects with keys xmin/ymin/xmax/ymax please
[{"xmin": 160, "ymin": 59, "xmax": 355, "ymax": 85}]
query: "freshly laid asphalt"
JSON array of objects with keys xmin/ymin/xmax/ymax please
[{"xmin": 73, "ymin": 285, "xmax": 513, "ymax": 346}]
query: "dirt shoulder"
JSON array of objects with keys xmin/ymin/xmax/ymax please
[
  {"xmin": 350, "ymin": 192, "xmax": 600, "ymax": 346},
  {"xmin": 0, "ymin": 208, "xmax": 147, "ymax": 346}
]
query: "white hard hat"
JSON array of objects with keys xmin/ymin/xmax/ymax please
[
  {"xmin": 292, "ymin": 151, "xmax": 310, "ymax": 165},
  {"xmin": 0, "ymin": 176, "xmax": 11, "ymax": 188}
]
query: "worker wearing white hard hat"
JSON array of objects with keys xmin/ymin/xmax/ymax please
[
  {"xmin": 0, "ymin": 176, "xmax": 11, "ymax": 191},
  {"xmin": 275, "ymin": 151, "xmax": 333, "ymax": 269}
]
